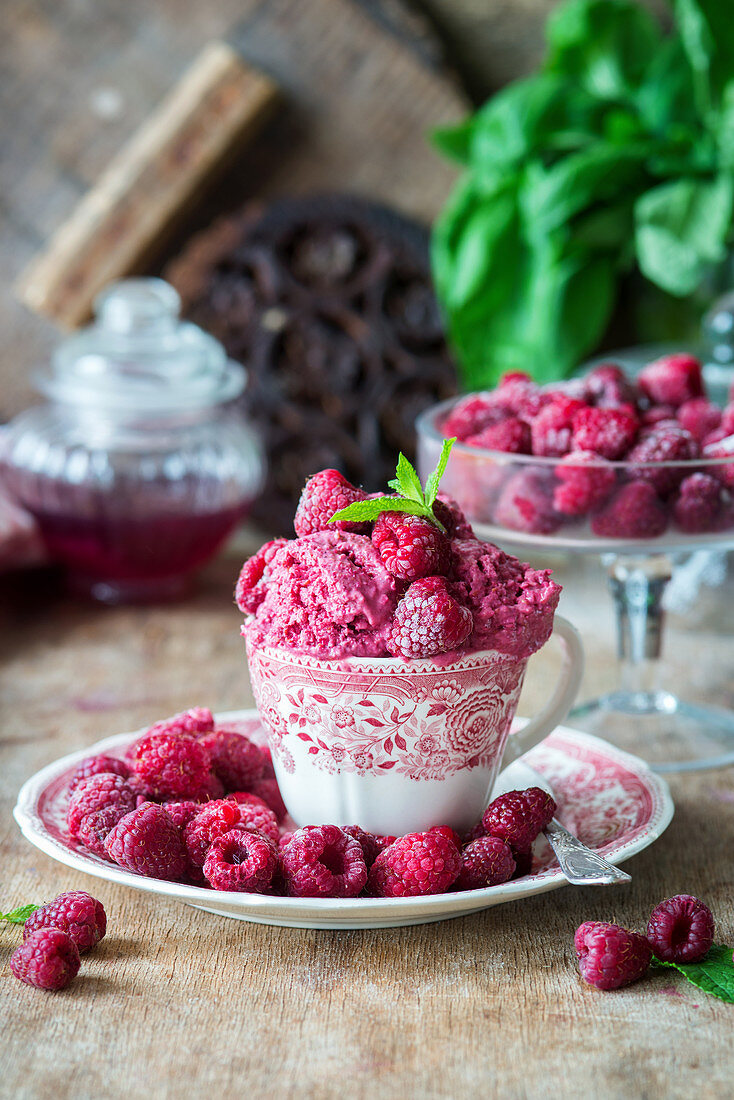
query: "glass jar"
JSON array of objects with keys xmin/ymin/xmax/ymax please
[{"xmin": 3, "ymin": 279, "xmax": 264, "ymax": 603}]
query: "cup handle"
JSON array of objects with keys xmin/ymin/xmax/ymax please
[{"xmin": 502, "ymin": 615, "xmax": 584, "ymax": 764}]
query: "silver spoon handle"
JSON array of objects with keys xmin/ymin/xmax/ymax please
[{"xmin": 543, "ymin": 818, "xmax": 632, "ymax": 886}]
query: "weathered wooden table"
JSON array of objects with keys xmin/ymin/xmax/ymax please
[{"xmin": 1, "ymin": 542, "xmax": 732, "ymax": 1100}]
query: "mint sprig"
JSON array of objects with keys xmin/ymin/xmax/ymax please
[
  {"xmin": 330, "ymin": 438, "xmax": 456, "ymax": 531},
  {"xmin": 1, "ymin": 903, "xmax": 41, "ymax": 925},
  {"xmin": 651, "ymin": 944, "xmax": 734, "ymax": 1004}
]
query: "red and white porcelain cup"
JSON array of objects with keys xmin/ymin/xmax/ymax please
[{"xmin": 245, "ymin": 617, "xmax": 583, "ymax": 835}]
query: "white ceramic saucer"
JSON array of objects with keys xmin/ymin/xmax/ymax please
[{"xmin": 13, "ymin": 711, "xmax": 673, "ymax": 929}]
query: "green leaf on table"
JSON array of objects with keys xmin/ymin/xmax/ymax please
[
  {"xmin": 651, "ymin": 944, "xmax": 734, "ymax": 1004},
  {"xmin": 635, "ymin": 174, "xmax": 734, "ymax": 296},
  {"xmin": 1, "ymin": 904, "xmax": 41, "ymax": 925}
]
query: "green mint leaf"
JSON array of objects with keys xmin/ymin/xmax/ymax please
[
  {"xmin": 387, "ymin": 478, "xmax": 402, "ymax": 493},
  {"xmin": 424, "ymin": 438, "xmax": 456, "ymax": 508},
  {"xmin": 329, "ymin": 498, "xmax": 431, "ymax": 524},
  {"xmin": 394, "ymin": 453, "xmax": 426, "ymax": 505},
  {"xmin": 1, "ymin": 903, "xmax": 42, "ymax": 925},
  {"xmin": 651, "ymin": 944, "xmax": 734, "ymax": 1003}
]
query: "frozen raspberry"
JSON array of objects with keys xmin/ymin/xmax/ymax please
[
  {"xmin": 77, "ymin": 807, "xmax": 127, "ymax": 858},
  {"xmin": 342, "ymin": 825, "xmax": 384, "ymax": 867},
  {"xmin": 627, "ymin": 425, "xmax": 698, "ymax": 495},
  {"xmin": 368, "ymin": 830, "xmax": 461, "ymax": 897},
  {"xmin": 372, "ymin": 512, "xmax": 449, "ymax": 581},
  {"xmin": 163, "ymin": 800, "xmax": 202, "ymax": 831},
  {"xmin": 641, "ymin": 405, "xmax": 677, "ymax": 427},
  {"xmin": 24, "ymin": 891, "xmax": 106, "ymax": 953},
  {"xmin": 466, "ymin": 417, "xmax": 531, "ymax": 454},
  {"xmin": 388, "ymin": 576, "xmax": 472, "ymax": 658},
  {"xmin": 493, "ymin": 469, "xmax": 561, "ymax": 534},
  {"xmin": 721, "ymin": 403, "xmax": 734, "ymax": 435},
  {"xmin": 646, "ymin": 894, "xmax": 715, "ymax": 963},
  {"xmin": 131, "ymin": 732, "xmax": 212, "ymax": 801},
  {"xmin": 575, "ymin": 921, "xmax": 652, "ymax": 990},
  {"xmin": 571, "ymin": 407, "xmax": 638, "ymax": 460},
  {"xmin": 294, "ymin": 469, "xmax": 368, "ymax": 536},
  {"xmin": 68, "ymin": 754, "xmax": 130, "ymax": 795},
  {"xmin": 10, "ymin": 928, "xmax": 80, "ymax": 991},
  {"xmin": 225, "ymin": 791, "xmax": 280, "ymax": 844},
  {"xmin": 203, "ymin": 827, "xmax": 279, "ymax": 893},
  {"xmin": 482, "ymin": 788, "xmax": 556, "ymax": 853},
  {"xmin": 432, "ymin": 494, "xmax": 473, "ymax": 538},
  {"xmin": 677, "ymin": 398, "xmax": 722, "ymax": 443},
  {"xmin": 235, "ymin": 539, "xmax": 287, "ymax": 613},
  {"xmin": 530, "ymin": 397, "xmax": 586, "ymax": 457},
  {"xmin": 591, "ymin": 481, "xmax": 668, "ymax": 539},
  {"xmin": 673, "ymin": 473, "xmax": 724, "ymax": 533},
  {"xmin": 638, "ymin": 353, "xmax": 703, "ymax": 407},
  {"xmin": 146, "ymin": 706, "xmax": 215, "ymax": 739},
  {"xmin": 455, "ymin": 836, "xmax": 516, "ymax": 890},
  {"xmin": 104, "ymin": 802, "xmax": 189, "ymax": 881},
  {"xmin": 512, "ymin": 847, "xmax": 533, "ymax": 878},
  {"xmin": 281, "ymin": 825, "xmax": 367, "ymax": 898},
  {"xmin": 247, "ymin": 778, "xmax": 287, "ymax": 822},
  {"xmin": 495, "ymin": 371, "xmax": 544, "ymax": 416},
  {"xmin": 553, "ymin": 452, "xmax": 617, "ymax": 516},
  {"xmin": 184, "ymin": 798, "xmax": 247, "ymax": 867},
  {"xmin": 442, "ymin": 394, "xmax": 507, "ymax": 442},
  {"xmin": 67, "ymin": 773, "xmax": 137, "ymax": 839},
  {"xmin": 198, "ymin": 729, "xmax": 264, "ymax": 791},
  {"xmin": 585, "ymin": 363, "xmax": 637, "ymax": 409},
  {"xmin": 703, "ymin": 433, "xmax": 734, "ymax": 489}
]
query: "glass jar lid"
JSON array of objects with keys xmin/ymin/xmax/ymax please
[{"xmin": 37, "ymin": 278, "xmax": 246, "ymax": 412}]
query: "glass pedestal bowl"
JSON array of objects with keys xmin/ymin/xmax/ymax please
[{"xmin": 417, "ymin": 398, "xmax": 734, "ymax": 773}]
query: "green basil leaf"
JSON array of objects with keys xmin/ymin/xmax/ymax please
[{"xmin": 635, "ymin": 175, "xmax": 734, "ymax": 296}]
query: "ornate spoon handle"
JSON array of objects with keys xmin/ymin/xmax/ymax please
[{"xmin": 543, "ymin": 819, "xmax": 631, "ymax": 886}]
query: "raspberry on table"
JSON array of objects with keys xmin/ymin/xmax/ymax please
[
  {"xmin": 646, "ymin": 894, "xmax": 715, "ymax": 963},
  {"xmin": 225, "ymin": 792, "xmax": 280, "ymax": 844},
  {"xmin": 372, "ymin": 511, "xmax": 450, "ymax": 581},
  {"xmin": 570, "ymin": 407, "xmax": 638, "ymax": 460},
  {"xmin": 281, "ymin": 825, "xmax": 367, "ymax": 898},
  {"xmin": 455, "ymin": 836, "xmax": 516, "ymax": 891},
  {"xmin": 293, "ymin": 469, "xmax": 368, "ymax": 536},
  {"xmin": 105, "ymin": 802, "xmax": 189, "ymax": 882},
  {"xmin": 10, "ymin": 928, "xmax": 81, "ymax": 991},
  {"xmin": 673, "ymin": 474, "xmax": 725, "ymax": 533},
  {"xmin": 575, "ymin": 921, "xmax": 652, "ymax": 990},
  {"xmin": 677, "ymin": 398, "xmax": 722, "ymax": 443},
  {"xmin": 145, "ymin": 706, "xmax": 215, "ymax": 739},
  {"xmin": 590, "ymin": 481, "xmax": 668, "ymax": 539},
  {"xmin": 493, "ymin": 468, "xmax": 561, "ymax": 535},
  {"xmin": 530, "ymin": 397, "xmax": 586, "ymax": 457},
  {"xmin": 388, "ymin": 576, "xmax": 472, "ymax": 658},
  {"xmin": 198, "ymin": 729, "xmax": 264, "ymax": 791},
  {"xmin": 67, "ymin": 773, "xmax": 137, "ymax": 839},
  {"xmin": 235, "ymin": 539, "xmax": 287, "ymax": 614},
  {"xmin": 553, "ymin": 452, "xmax": 617, "ymax": 516},
  {"xmin": 130, "ymin": 731, "xmax": 212, "ymax": 801},
  {"xmin": 68, "ymin": 754, "xmax": 130, "ymax": 795},
  {"xmin": 481, "ymin": 787, "xmax": 556, "ymax": 853},
  {"xmin": 203, "ymin": 828, "xmax": 279, "ymax": 893},
  {"xmin": 638, "ymin": 353, "xmax": 704, "ymax": 408},
  {"xmin": 368, "ymin": 830, "xmax": 461, "ymax": 897},
  {"xmin": 24, "ymin": 891, "xmax": 106, "ymax": 953},
  {"xmin": 247, "ymin": 778, "xmax": 288, "ymax": 822},
  {"xmin": 466, "ymin": 417, "xmax": 531, "ymax": 454},
  {"xmin": 627, "ymin": 425, "xmax": 698, "ymax": 495}
]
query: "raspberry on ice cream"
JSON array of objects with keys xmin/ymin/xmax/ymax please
[
  {"xmin": 368, "ymin": 830, "xmax": 461, "ymax": 897},
  {"xmin": 294, "ymin": 469, "xmax": 368, "ymax": 536},
  {"xmin": 105, "ymin": 802, "xmax": 189, "ymax": 881},
  {"xmin": 575, "ymin": 921, "xmax": 652, "ymax": 990},
  {"xmin": 455, "ymin": 836, "xmax": 516, "ymax": 890},
  {"xmin": 481, "ymin": 788, "xmax": 556, "ymax": 853},
  {"xmin": 646, "ymin": 894, "xmax": 714, "ymax": 963},
  {"xmin": 203, "ymin": 828, "xmax": 279, "ymax": 893},
  {"xmin": 235, "ymin": 539, "xmax": 287, "ymax": 613},
  {"xmin": 67, "ymin": 773, "xmax": 137, "ymax": 839},
  {"xmin": 372, "ymin": 511, "xmax": 449, "ymax": 581},
  {"xmin": 281, "ymin": 825, "xmax": 368, "ymax": 898},
  {"xmin": 130, "ymin": 731, "xmax": 212, "ymax": 801},
  {"xmin": 10, "ymin": 928, "xmax": 81, "ymax": 991},
  {"xmin": 388, "ymin": 576, "xmax": 472, "ymax": 658},
  {"xmin": 198, "ymin": 729, "xmax": 264, "ymax": 791},
  {"xmin": 24, "ymin": 891, "xmax": 106, "ymax": 953}
]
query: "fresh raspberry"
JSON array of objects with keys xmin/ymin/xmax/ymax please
[
  {"xmin": 553, "ymin": 452, "xmax": 617, "ymax": 516},
  {"xmin": 184, "ymin": 798, "xmax": 247, "ymax": 867},
  {"xmin": 77, "ymin": 807, "xmax": 127, "ymax": 858},
  {"xmin": 512, "ymin": 848, "xmax": 534, "ymax": 878},
  {"xmin": 225, "ymin": 791, "xmax": 280, "ymax": 844},
  {"xmin": 131, "ymin": 732, "xmax": 212, "ymax": 801},
  {"xmin": 203, "ymin": 828, "xmax": 279, "ymax": 893},
  {"xmin": 585, "ymin": 363, "xmax": 637, "ymax": 409},
  {"xmin": 388, "ymin": 576, "xmax": 472, "ymax": 658},
  {"xmin": 530, "ymin": 397, "xmax": 586, "ymax": 457},
  {"xmin": 638, "ymin": 353, "xmax": 703, "ymax": 407},
  {"xmin": 429, "ymin": 825, "xmax": 462, "ymax": 850},
  {"xmin": 372, "ymin": 512, "xmax": 450, "ymax": 581},
  {"xmin": 575, "ymin": 921, "xmax": 652, "ymax": 990},
  {"xmin": 455, "ymin": 836, "xmax": 516, "ymax": 890},
  {"xmin": 68, "ymin": 754, "xmax": 130, "ymax": 795},
  {"xmin": 462, "ymin": 821, "xmax": 486, "ymax": 845},
  {"xmin": 198, "ymin": 729, "xmax": 264, "ymax": 791},
  {"xmin": 677, "ymin": 398, "xmax": 722, "ymax": 443},
  {"xmin": 163, "ymin": 800, "xmax": 202, "ymax": 830},
  {"xmin": 24, "ymin": 891, "xmax": 106, "ymax": 953},
  {"xmin": 570, "ymin": 407, "xmax": 638, "ymax": 460},
  {"xmin": 104, "ymin": 802, "xmax": 189, "ymax": 882},
  {"xmin": 146, "ymin": 706, "xmax": 215, "ymax": 739},
  {"xmin": 192, "ymin": 772, "xmax": 226, "ymax": 802},
  {"xmin": 10, "ymin": 928, "xmax": 81, "ymax": 991},
  {"xmin": 235, "ymin": 539, "xmax": 287, "ymax": 613},
  {"xmin": 673, "ymin": 474, "xmax": 724, "ymax": 533},
  {"xmin": 481, "ymin": 787, "xmax": 556, "ymax": 852},
  {"xmin": 368, "ymin": 830, "xmax": 461, "ymax": 897},
  {"xmin": 627, "ymin": 425, "xmax": 698, "ymax": 495},
  {"xmin": 258, "ymin": 745, "xmax": 276, "ymax": 780},
  {"xmin": 591, "ymin": 481, "xmax": 668, "ymax": 539},
  {"xmin": 646, "ymin": 894, "xmax": 715, "ymax": 963},
  {"xmin": 247, "ymin": 778, "xmax": 288, "ymax": 822},
  {"xmin": 293, "ymin": 469, "xmax": 368, "ymax": 536},
  {"xmin": 493, "ymin": 469, "xmax": 561, "ymax": 534},
  {"xmin": 67, "ymin": 773, "xmax": 137, "ymax": 839},
  {"xmin": 442, "ymin": 394, "xmax": 507, "ymax": 442},
  {"xmin": 342, "ymin": 825, "xmax": 384, "ymax": 867},
  {"xmin": 281, "ymin": 825, "xmax": 367, "ymax": 898},
  {"xmin": 466, "ymin": 417, "xmax": 531, "ymax": 454},
  {"xmin": 432, "ymin": 494, "xmax": 473, "ymax": 538}
]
